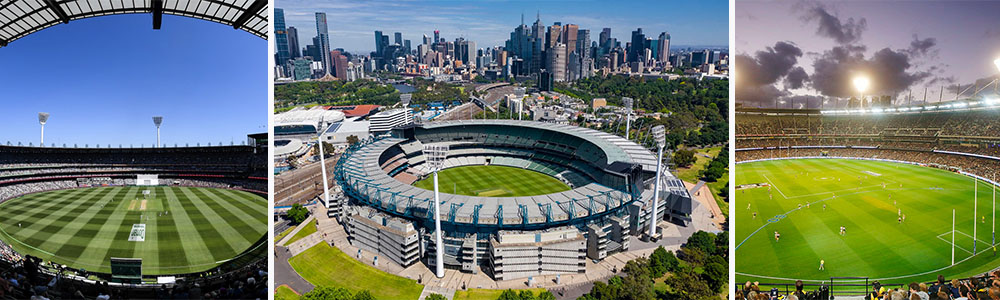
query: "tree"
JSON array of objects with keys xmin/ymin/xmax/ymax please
[
  {"xmin": 715, "ymin": 231, "xmax": 729, "ymax": 258},
  {"xmin": 621, "ymin": 258, "xmax": 655, "ymax": 300},
  {"xmin": 702, "ymin": 261, "xmax": 727, "ymax": 293},
  {"xmin": 286, "ymin": 203, "xmax": 309, "ymax": 224},
  {"xmin": 663, "ymin": 270, "xmax": 714, "ymax": 300},
  {"xmin": 673, "ymin": 149, "xmax": 697, "ymax": 168},
  {"xmin": 302, "ymin": 286, "xmax": 353, "ymax": 300},
  {"xmin": 649, "ymin": 246, "xmax": 680, "ymax": 278},
  {"xmin": 684, "ymin": 231, "xmax": 717, "ymax": 255},
  {"xmin": 352, "ymin": 290, "xmax": 376, "ymax": 300},
  {"xmin": 314, "ymin": 141, "xmax": 335, "ymax": 157},
  {"xmin": 498, "ymin": 289, "xmax": 521, "ymax": 300},
  {"xmin": 285, "ymin": 156, "xmax": 299, "ymax": 169},
  {"xmin": 537, "ymin": 290, "xmax": 556, "ymax": 300},
  {"xmin": 518, "ymin": 290, "xmax": 537, "ymax": 300},
  {"xmin": 425, "ymin": 293, "xmax": 447, "ymax": 300},
  {"xmin": 346, "ymin": 135, "xmax": 359, "ymax": 145}
]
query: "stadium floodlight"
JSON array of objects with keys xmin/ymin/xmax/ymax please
[
  {"xmin": 623, "ymin": 97, "xmax": 634, "ymax": 140},
  {"xmin": 152, "ymin": 116, "xmax": 163, "ymax": 148},
  {"xmin": 648, "ymin": 125, "xmax": 666, "ymax": 241},
  {"xmin": 853, "ymin": 76, "xmax": 870, "ymax": 107},
  {"xmin": 38, "ymin": 112, "xmax": 49, "ymax": 146},
  {"xmin": 424, "ymin": 144, "xmax": 449, "ymax": 278}
]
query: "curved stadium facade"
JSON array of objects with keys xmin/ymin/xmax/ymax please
[{"xmin": 332, "ymin": 120, "xmax": 692, "ymax": 280}]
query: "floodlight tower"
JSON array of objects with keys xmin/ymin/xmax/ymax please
[
  {"xmin": 853, "ymin": 76, "xmax": 870, "ymax": 108},
  {"xmin": 317, "ymin": 118, "xmax": 332, "ymax": 217},
  {"xmin": 424, "ymin": 144, "xmax": 449, "ymax": 278},
  {"xmin": 648, "ymin": 125, "xmax": 666, "ymax": 241},
  {"xmin": 152, "ymin": 116, "xmax": 163, "ymax": 147},
  {"xmin": 38, "ymin": 112, "xmax": 49, "ymax": 146},
  {"xmin": 623, "ymin": 97, "xmax": 634, "ymax": 140}
]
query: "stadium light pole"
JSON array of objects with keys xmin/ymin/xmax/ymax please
[
  {"xmin": 424, "ymin": 144, "xmax": 449, "ymax": 278},
  {"xmin": 952, "ymin": 209, "xmax": 956, "ymax": 265},
  {"xmin": 38, "ymin": 112, "xmax": 49, "ymax": 146},
  {"xmin": 152, "ymin": 116, "xmax": 163, "ymax": 148},
  {"xmin": 648, "ymin": 125, "xmax": 666, "ymax": 241},
  {"xmin": 317, "ymin": 118, "xmax": 332, "ymax": 219},
  {"xmin": 975, "ymin": 178, "xmax": 978, "ymax": 253},
  {"xmin": 853, "ymin": 76, "xmax": 870, "ymax": 108},
  {"xmin": 623, "ymin": 97, "xmax": 633, "ymax": 140}
]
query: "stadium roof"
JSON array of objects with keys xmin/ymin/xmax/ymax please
[
  {"xmin": 327, "ymin": 104, "xmax": 381, "ymax": 117},
  {"xmin": 274, "ymin": 108, "xmax": 345, "ymax": 126},
  {"xmin": 0, "ymin": 0, "xmax": 267, "ymax": 47}
]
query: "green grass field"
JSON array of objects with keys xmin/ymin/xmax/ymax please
[
  {"xmin": 453, "ymin": 288, "xmax": 548, "ymax": 300},
  {"xmin": 676, "ymin": 146, "xmax": 729, "ymax": 216},
  {"xmin": 736, "ymin": 159, "xmax": 1000, "ymax": 284},
  {"xmin": 0, "ymin": 186, "xmax": 267, "ymax": 275},
  {"xmin": 412, "ymin": 165, "xmax": 570, "ymax": 197},
  {"xmin": 288, "ymin": 243, "xmax": 424, "ymax": 300},
  {"xmin": 275, "ymin": 285, "xmax": 300, "ymax": 300},
  {"xmin": 284, "ymin": 219, "xmax": 316, "ymax": 246}
]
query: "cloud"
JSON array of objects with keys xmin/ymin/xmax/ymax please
[
  {"xmin": 784, "ymin": 67, "xmax": 810, "ymax": 89},
  {"xmin": 809, "ymin": 46, "xmax": 932, "ymax": 98},
  {"xmin": 906, "ymin": 35, "xmax": 937, "ymax": 57},
  {"xmin": 735, "ymin": 41, "xmax": 804, "ymax": 105},
  {"xmin": 800, "ymin": 4, "xmax": 867, "ymax": 44}
]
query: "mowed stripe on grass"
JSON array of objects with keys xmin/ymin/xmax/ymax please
[
  {"xmin": 736, "ymin": 159, "xmax": 1000, "ymax": 284},
  {"xmin": 412, "ymin": 165, "xmax": 571, "ymax": 197},
  {"xmin": 0, "ymin": 186, "xmax": 266, "ymax": 275}
]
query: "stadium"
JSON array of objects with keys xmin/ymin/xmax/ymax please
[
  {"xmin": 735, "ymin": 103, "xmax": 1000, "ymax": 295},
  {"xmin": 0, "ymin": 134, "xmax": 268, "ymax": 298},
  {"xmin": 330, "ymin": 119, "xmax": 694, "ymax": 280}
]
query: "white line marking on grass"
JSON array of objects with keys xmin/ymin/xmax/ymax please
[
  {"xmin": 936, "ymin": 233, "xmax": 972, "ymax": 255},
  {"xmin": 762, "ymin": 174, "xmax": 789, "ymax": 199}
]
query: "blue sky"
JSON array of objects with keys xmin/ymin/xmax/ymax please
[
  {"xmin": 278, "ymin": 0, "xmax": 729, "ymax": 54},
  {"xmin": 0, "ymin": 14, "xmax": 266, "ymax": 147}
]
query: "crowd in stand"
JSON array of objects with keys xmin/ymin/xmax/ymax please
[
  {"xmin": 736, "ymin": 109, "xmax": 1000, "ymax": 137},
  {"xmin": 1, "ymin": 254, "xmax": 266, "ymax": 299},
  {"xmin": 0, "ymin": 180, "xmax": 78, "ymax": 203},
  {"xmin": 737, "ymin": 272, "xmax": 1000, "ymax": 300}
]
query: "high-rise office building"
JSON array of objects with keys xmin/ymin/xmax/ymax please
[
  {"xmin": 287, "ymin": 26, "xmax": 300, "ymax": 59},
  {"xmin": 423, "ymin": 34, "xmax": 432, "ymax": 45},
  {"xmin": 599, "ymin": 28, "xmax": 611, "ymax": 50},
  {"xmin": 562, "ymin": 24, "xmax": 578, "ymax": 54},
  {"xmin": 577, "ymin": 29, "xmax": 590, "ymax": 61},
  {"xmin": 315, "ymin": 12, "xmax": 331, "ymax": 74},
  {"xmin": 274, "ymin": 9, "xmax": 291, "ymax": 67},
  {"xmin": 332, "ymin": 50, "xmax": 348, "ymax": 80},
  {"xmin": 531, "ymin": 13, "xmax": 545, "ymax": 73},
  {"xmin": 546, "ymin": 24, "xmax": 562, "ymax": 51},
  {"xmin": 547, "ymin": 43, "xmax": 566, "ymax": 82},
  {"xmin": 394, "ymin": 32, "xmax": 402, "ymax": 46},
  {"xmin": 434, "ymin": 30, "xmax": 440, "ymax": 44},
  {"xmin": 403, "ymin": 40, "xmax": 411, "ymax": 54},
  {"xmin": 657, "ymin": 32, "xmax": 670, "ymax": 64},
  {"xmin": 628, "ymin": 28, "xmax": 645, "ymax": 63}
]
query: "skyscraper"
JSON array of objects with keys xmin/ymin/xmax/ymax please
[
  {"xmin": 657, "ymin": 32, "xmax": 670, "ymax": 64},
  {"xmin": 274, "ymin": 9, "xmax": 290, "ymax": 67},
  {"xmin": 394, "ymin": 32, "xmax": 402, "ymax": 46},
  {"xmin": 374, "ymin": 30, "xmax": 384, "ymax": 56},
  {"xmin": 315, "ymin": 12, "xmax": 331, "ymax": 74},
  {"xmin": 547, "ymin": 43, "xmax": 566, "ymax": 82},
  {"xmin": 287, "ymin": 27, "xmax": 300, "ymax": 59},
  {"xmin": 577, "ymin": 28, "xmax": 590, "ymax": 61},
  {"xmin": 531, "ymin": 13, "xmax": 545, "ymax": 73},
  {"xmin": 423, "ymin": 34, "xmax": 432, "ymax": 45},
  {"xmin": 434, "ymin": 30, "xmax": 440, "ymax": 44},
  {"xmin": 404, "ymin": 40, "xmax": 411, "ymax": 54},
  {"xmin": 628, "ymin": 28, "xmax": 645, "ymax": 63}
]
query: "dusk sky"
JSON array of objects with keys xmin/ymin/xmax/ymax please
[
  {"xmin": 736, "ymin": 1, "xmax": 1000, "ymax": 109},
  {"xmin": 0, "ymin": 14, "xmax": 266, "ymax": 147},
  {"xmin": 277, "ymin": 0, "xmax": 729, "ymax": 54}
]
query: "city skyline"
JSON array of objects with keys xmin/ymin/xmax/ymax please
[
  {"xmin": 736, "ymin": 1, "xmax": 1000, "ymax": 109},
  {"xmin": 0, "ymin": 14, "xmax": 266, "ymax": 147},
  {"xmin": 276, "ymin": 0, "xmax": 728, "ymax": 55}
]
